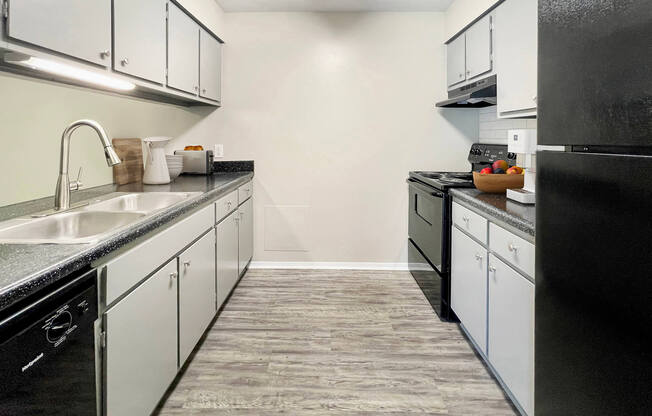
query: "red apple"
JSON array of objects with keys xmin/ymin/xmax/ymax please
[
  {"xmin": 480, "ymin": 167, "xmax": 493, "ymax": 174},
  {"xmin": 492, "ymin": 160, "xmax": 508, "ymax": 171}
]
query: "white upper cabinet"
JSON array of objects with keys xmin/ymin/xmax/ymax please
[
  {"xmin": 446, "ymin": 34, "xmax": 466, "ymax": 88},
  {"xmin": 167, "ymin": 2, "xmax": 200, "ymax": 95},
  {"xmin": 113, "ymin": 0, "xmax": 167, "ymax": 84},
  {"xmin": 495, "ymin": 0, "xmax": 538, "ymax": 118},
  {"xmin": 465, "ymin": 14, "xmax": 493, "ymax": 80},
  {"xmin": 199, "ymin": 29, "xmax": 222, "ymax": 102},
  {"xmin": 6, "ymin": 0, "xmax": 111, "ymax": 66}
]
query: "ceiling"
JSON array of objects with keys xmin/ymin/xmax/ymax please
[{"xmin": 215, "ymin": 0, "xmax": 454, "ymax": 12}]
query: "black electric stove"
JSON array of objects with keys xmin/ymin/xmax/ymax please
[{"xmin": 407, "ymin": 144, "xmax": 514, "ymax": 321}]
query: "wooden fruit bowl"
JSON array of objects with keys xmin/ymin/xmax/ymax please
[{"xmin": 473, "ymin": 172, "xmax": 524, "ymax": 193}]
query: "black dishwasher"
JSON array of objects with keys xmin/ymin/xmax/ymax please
[{"xmin": 0, "ymin": 269, "xmax": 98, "ymax": 416}]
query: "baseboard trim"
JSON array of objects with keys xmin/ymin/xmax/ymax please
[{"xmin": 248, "ymin": 261, "xmax": 409, "ymax": 271}]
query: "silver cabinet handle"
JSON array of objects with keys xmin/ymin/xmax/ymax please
[
  {"xmin": 183, "ymin": 261, "xmax": 191, "ymax": 268},
  {"xmin": 475, "ymin": 254, "xmax": 483, "ymax": 261},
  {"xmin": 489, "ymin": 266, "xmax": 496, "ymax": 273},
  {"xmin": 121, "ymin": 58, "xmax": 129, "ymax": 66},
  {"xmin": 170, "ymin": 272, "xmax": 178, "ymax": 280},
  {"xmin": 508, "ymin": 243, "xmax": 519, "ymax": 253},
  {"xmin": 100, "ymin": 50, "xmax": 111, "ymax": 59}
]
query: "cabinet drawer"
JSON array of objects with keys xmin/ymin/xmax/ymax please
[
  {"xmin": 216, "ymin": 190, "xmax": 238, "ymax": 222},
  {"xmin": 104, "ymin": 204, "xmax": 215, "ymax": 306},
  {"xmin": 489, "ymin": 223, "xmax": 535, "ymax": 278},
  {"xmin": 238, "ymin": 182, "xmax": 252, "ymax": 205},
  {"xmin": 453, "ymin": 202, "xmax": 488, "ymax": 244}
]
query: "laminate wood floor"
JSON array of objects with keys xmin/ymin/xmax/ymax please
[{"xmin": 155, "ymin": 269, "xmax": 517, "ymax": 415}]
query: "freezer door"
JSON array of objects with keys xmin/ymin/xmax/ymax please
[
  {"xmin": 538, "ymin": 0, "xmax": 652, "ymax": 147},
  {"xmin": 536, "ymin": 151, "xmax": 652, "ymax": 415}
]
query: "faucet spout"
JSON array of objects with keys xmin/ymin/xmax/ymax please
[{"xmin": 54, "ymin": 120, "xmax": 122, "ymax": 211}]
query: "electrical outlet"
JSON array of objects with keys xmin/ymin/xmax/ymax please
[{"xmin": 214, "ymin": 144, "xmax": 224, "ymax": 158}]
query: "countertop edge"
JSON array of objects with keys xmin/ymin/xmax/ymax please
[
  {"xmin": 450, "ymin": 189, "xmax": 535, "ymax": 244},
  {"xmin": 0, "ymin": 172, "xmax": 253, "ymax": 311}
]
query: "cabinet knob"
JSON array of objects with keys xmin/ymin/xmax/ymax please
[
  {"xmin": 234, "ymin": 216, "xmax": 240, "ymax": 222},
  {"xmin": 183, "ymin": 260, "xmax": 191, "ymax": 268},
  {"xmin": 227, "ymin": 201, "xmax": 232, "ymax": 208},
  {"xmin": 100, "ymin": 50, "xmax": 111, "ymax": 59},
  {"xmin": 459, "ymin": 73, "xmax": 464, "ymax": 78},
  {"xmin": 170, "ymin": 272, "xmax": 178, "ymax": 280},
  {"xmin": 466, "ymin": 70, "xmax": 471, "ymax": 75},
  {"xmin": 508, "ymin": 243, "xmax": 519, "ymax": 253},
  {"xmin": 194, "ymin": 86, "xmax": 199, "ymax": 91},
  {"xmin": 533, "ymin": 95, "xmax": 538, "ymax": 102},
  {"xmin": 202, "ymin": 88, "xmax": 207, "ymax": 94},
  {"xmin": 462, "ymin": 216, "xmax": 470, "ymax": 223},
  {"xmin": 475, "ymin": 254, "xmax": 483, "ymax": 261},
  {"xmin": 121, "ymin": 58, "xmax": 129, "ymax": 66},
  {"xmin": 489, "ymin": 266, "xmax": 496, "ymax": 273}
]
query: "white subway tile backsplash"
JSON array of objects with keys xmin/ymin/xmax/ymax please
[{"xmin": 478, "ymin": 107, "xmax": 536, "ymax": 144}]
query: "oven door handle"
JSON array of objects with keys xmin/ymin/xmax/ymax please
[{"xmin": 407, "ymin": 178, "xmax": 444, "ymax": 198}]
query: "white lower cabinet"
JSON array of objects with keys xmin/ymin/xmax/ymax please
[
  {"xmin": 216, "ymin": 211, "xmax": 240, "ymax": 309},
  {"xmin": 488, "ymin": 254, "xmax": 535, "ymax": 416},
  {"xmin": 179, "ymin": 230, "xmax": 217, "ymax": 365},
  {"xmin": 104, "ymin": 259, "xmax": 178, "ymax": 416},
  {"xmin": 238, "ymin": 197, "xmax": 254, "ymax": 275},
  {"xmin": 451, "ymin": 227, "xmax": 488, "ymax": 352}
]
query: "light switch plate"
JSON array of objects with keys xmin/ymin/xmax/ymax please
[{"xmin": 214, "ymin": 144, "xmax": 224, "ymax": 158}]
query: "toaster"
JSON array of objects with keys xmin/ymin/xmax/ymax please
[{"xmin": 174, "ymin": 150, "xmax": 214, "ymax": 175}]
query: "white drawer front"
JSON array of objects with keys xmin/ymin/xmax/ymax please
[
  {"xmin": 238, "ymin": 181, "xmax": 252, "ymax": 205},
  {"xmin": 216, "ymin": 190, "xmax": 238, "ymax": 222},
  {"xmin": 453, "ymin": 202, "xmax": 488, "ymax": 244},
  {"xmin": 104, "ymin": 204, "xmax": 215, "ymax": 306},
  {"xmin": 489, "ymin": 223, "xmax": 535, "ymax": 278}
]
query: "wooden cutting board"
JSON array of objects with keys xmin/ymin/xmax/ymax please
[{"xmin": 112, "ymin": 138, "xmax": 144, "ymax": 185}]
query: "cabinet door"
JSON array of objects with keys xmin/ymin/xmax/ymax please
[
  {"xmin": 488, "ymin": 255, "xmax": 534, "ymax": 416},
  {"xmin": 238, "ymin": 197, "xmax": 254, "ymax": 275},
  {"xmin": 465, "ymin": 14, "xmax": 493, "ymax": 80},
  {"xmin": 216, "ymin": 211, "xmax": 239, "ymax": 309},
  {"xmin": 6, "ymin": 0, "xmax": 111, "ymax": 66},
  {"xmin": 451, "ymin": 227, "xmax": 487, "ymax": 352},
  {"xmin": 447, "ymin": 34, "xmax": 466, "ymax": 88},
  {"xmin": 167, "ymin": 3, "xmax": 199, "ymax": 94},
  {"xmin": 105, "ymin": 259, "xmax": 178, "ymax": 416},
  {"xmin": 199, "ymin": 29, "xmax": 222, "ymax": 102},
  {"xmin": 495, "ymin": 0, "xmax": 538, "ymax": 118},
  {"xmin": 179, "ymin": 230, "xmax": 216, "ymax": 364},
  {"xmin": 113, "ymin": 0, "xmax": 166, "ymax": 83}
]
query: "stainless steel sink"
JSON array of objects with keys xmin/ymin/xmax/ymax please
[
  {"xmin": 0, "ymin": 211, "xmax": 146, "ymax": 244},
  {"xmin": 86, "ymin": 192, "xmax": 201, "ymax": 214},
  {"xmin": 0, "ymin": 192, "xmax": 201, "ymax": 245}
]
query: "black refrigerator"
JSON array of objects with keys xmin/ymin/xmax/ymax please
[{"xmin": 536, "ymin": 1, "xmax": 652, "ymax": 415}]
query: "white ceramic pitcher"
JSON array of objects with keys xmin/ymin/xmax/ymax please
[{"xmin": 142, "ymin": 137, "xmax": 172, "ymax": 184}]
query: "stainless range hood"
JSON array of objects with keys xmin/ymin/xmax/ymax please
[{"xmin": 436, "ymin": 75, "xmax": 497, "ymax": 108}]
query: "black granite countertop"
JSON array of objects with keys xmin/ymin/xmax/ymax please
[
  {"xmin": 450, "ymin": 188, "xmax": 535, "ymax": 242},
  {"xmin": 0, "ymin": 172, "xmax": 253, "ymax": 312}
]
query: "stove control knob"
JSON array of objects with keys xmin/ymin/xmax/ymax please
[{"xmin": 508, "ymin": 152, "xmax": 517, "ymax": 160}]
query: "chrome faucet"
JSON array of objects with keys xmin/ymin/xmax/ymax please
[{"xmin": 54, "ymin": 120, "xmax": 121, "ymax": 211}]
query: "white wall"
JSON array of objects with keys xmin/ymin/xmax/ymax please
[
  {"xmin": 169, "ymin": 12, "xmax": 478, "ymax": 266},
  {"xmin": 0, "ymin": 0, "xmax": 224, "ymax": 207},
  {"xmin": 444, "ymin": 0, "xmax": 500, "ymax": 40},
  {"xmin": 478, "ymin": 107, "xmax": 536, "ymax": 144}
]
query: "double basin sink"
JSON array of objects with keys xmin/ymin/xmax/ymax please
[{"xmin": 0, "ymin": 192, "xmax": 202, "ymax": 244}]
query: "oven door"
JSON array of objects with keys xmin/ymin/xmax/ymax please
[{"xmin": 408, "ymin": 179, "xmax": 445, "ymax": 273}]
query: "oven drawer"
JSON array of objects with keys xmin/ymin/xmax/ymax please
[
  {"xmin": 408, "ymin": 181, "xmax": 445, "ymax": 272},
  {"xmin": 453, "ymin": 202, "xmax": 487, "ymax": 244},
  {"xmin": 489, "ymin": 223, "xmax": 535, "ymax": 278},
  {"xmin": 408, "ymin": 239, "xmax": 445, "ymax": 318}
]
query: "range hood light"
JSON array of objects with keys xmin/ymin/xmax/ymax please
[{"xmin": 4, "ymin": 54, "xmax": 136, "ymax": 91}]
